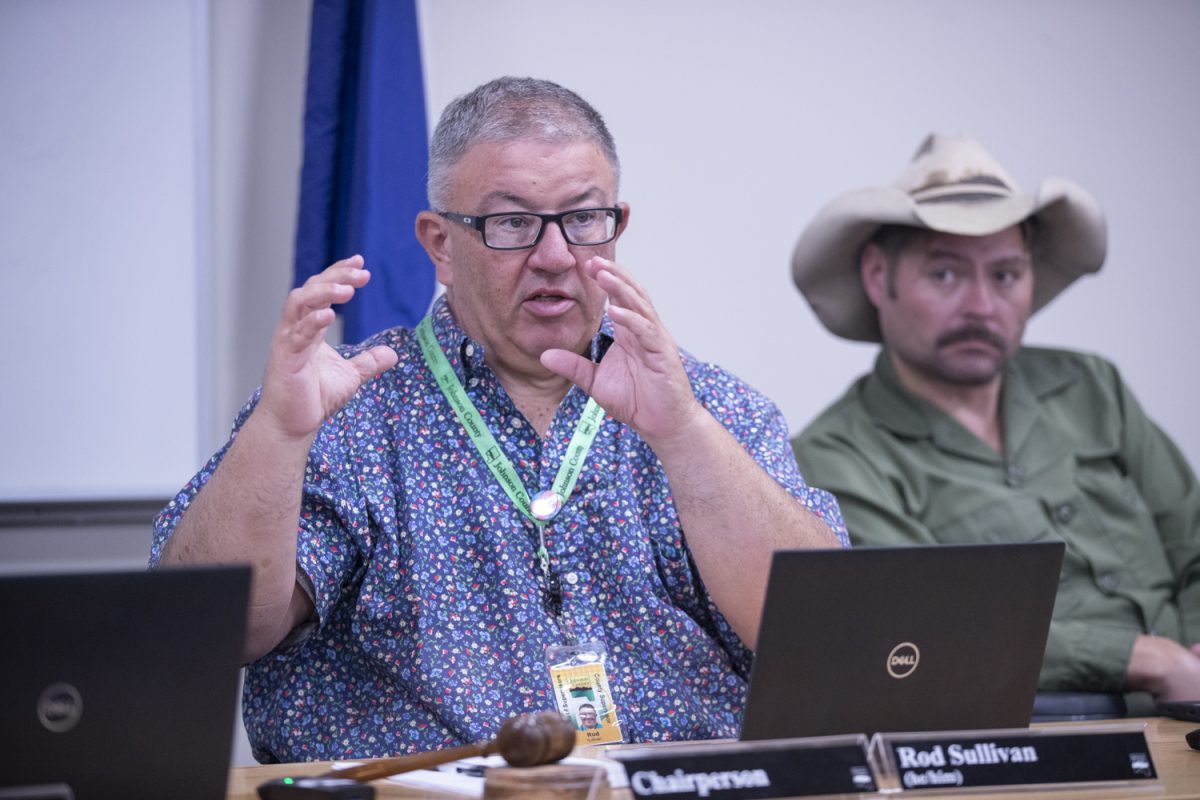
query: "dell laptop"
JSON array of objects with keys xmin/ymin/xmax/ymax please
[
  {"xmin": 741, "ymin": 541, "xmax": 1064, "ymax": 740},
  {"xmin": 0, "ymin": 565, "xmax": 251, "ymax": 799}
]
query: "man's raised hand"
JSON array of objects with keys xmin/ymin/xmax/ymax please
[{"xmin": 258, "ymin": 255, "xmax": 398, "ymax": 441}]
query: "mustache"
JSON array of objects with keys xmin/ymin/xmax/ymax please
[{"xmin": 936, "ymin": 325, "xmax": 1007, "ymax": 350}]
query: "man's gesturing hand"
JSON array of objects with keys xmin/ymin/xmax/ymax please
[
  {"xmin": 258, "ymin": 255, "xmax": 399, "ymax": 441},
  {"xmin": 540, "ymin": 256, "xmax": 703, "ymax": 446}
]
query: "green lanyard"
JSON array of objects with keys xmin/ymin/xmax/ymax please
[{"xmin": 416, "ymin": 316, "xmax": 605, "ymax": 595}]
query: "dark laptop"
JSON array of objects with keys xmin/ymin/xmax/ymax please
[
  {"xmin": 0, "ymin": 566, "xmax": 251, "ymax": 800},
  {"xmin": 741, "ymin": 541, "xmax": 1064, "ymax": 740}
]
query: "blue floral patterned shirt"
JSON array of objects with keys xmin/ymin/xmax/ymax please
[{"xmin": 151, "ymin": 296, "xmax": 847, "ymax": 763}]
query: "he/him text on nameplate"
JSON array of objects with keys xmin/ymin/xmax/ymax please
[
  {"xmin": 609, "ymin": 735, "xmax": 876, "ymax": 799},
  {"xmin": 870, "ymin": 724, "xmax": 1158, "ymax": 792}
]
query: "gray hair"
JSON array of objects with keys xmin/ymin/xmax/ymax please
[{"xmin": 426, "ymin": 76, "xmax": 620, "ymax": 209}]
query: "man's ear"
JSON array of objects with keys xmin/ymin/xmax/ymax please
[
  {"xmin": 415, "ymin": 211, "xmax": 455, "ymax": 286},
  {"xmin": 860, "ymin": 242, "xmax": 888, "ymax": 309},
  {"xmin": 613, "ymin": 201, "xmax": 631, "ymax": 241}
]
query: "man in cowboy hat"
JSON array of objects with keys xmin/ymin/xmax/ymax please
[{"xmin": 790, "ymin": 133, "xmax": 1200, "ymax": 712}]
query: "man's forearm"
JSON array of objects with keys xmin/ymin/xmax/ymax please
[
  {"xmin": 649, "ymin": 407, "xmax": 840, "ymax": 649},
  {"xmin": 161, "ymin": 412, "xmax": 315, "ymax": 660}
]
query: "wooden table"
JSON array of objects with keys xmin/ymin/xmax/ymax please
[{"xmin": 227, "ymin": 716, "xmax": 1200, "ymax": 799}]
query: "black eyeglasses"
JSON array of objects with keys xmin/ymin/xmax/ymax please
[{"xmin": 438, "ymin": 207, "xmax": 623, "ymax": 250}]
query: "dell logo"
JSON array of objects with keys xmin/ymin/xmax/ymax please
[
  {"xmin": 37, "ymin": 682, "xmax": 83, "ymax": 733},
  {"xmin": 887, "ymin": 642, "xmax": 920, "ymax": 679}
]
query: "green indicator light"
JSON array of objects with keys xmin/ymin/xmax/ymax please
[{"xmin": 283, "ymin": 777, "xmax": 294, "ymax": 785}]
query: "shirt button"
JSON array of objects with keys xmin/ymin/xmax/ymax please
[
  {"xmin": 1099, "ymin": 573, "xmax": 1120, "ymax": 593},
  {"xmin": 1054, "ymin": 503, "xmax": 1075, "ymax": 524},
  {"xmin": 1005, "ymin": 464, "xmax": 1024, "ymax": 488},
  {"xmin": 468, "ymin": 377, "xmax": 480, "ymax": 388},
  {"xmin": 564, "ymin": 572, "xmax": 579, "ymax": 585},
  {"xmin": 464, "ymin": 343, "xmax": 476, "ymax": 357}
]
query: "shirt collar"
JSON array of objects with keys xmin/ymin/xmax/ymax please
[
  {"xmin": 861, "ymin": 350, "xmax": 935, "ymax": 439},
  {"xmin": 593, "ymin": 312, "xmax": 616, "ymax": 361},
  {"xmin": 1000, "ymin": 348, "xmax": 1077, "ymax": 454},
  {"xmin": 864, "ymin": 351, "xmax": 995, "ymax": 459}
]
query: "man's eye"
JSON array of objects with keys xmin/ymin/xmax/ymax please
[
  {"xmin": 930, "ymin": 269, "xmax": 955, "ymax": 284},
  {"xmin": 498, "ymin": 216, "xmax": 529, "ymax": 229},
  {"xmin": 566, "ymin": 210, "xmax": 597, "ymax": 225},
  {"xmin": 994, "ymin": 270, "xmax": 1018, "ymax": 287}
]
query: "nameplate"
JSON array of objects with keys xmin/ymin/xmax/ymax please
[
  {"xmin": 609, "ymin": 735, "xmax": 876, "ymax": 798},
  {"xmin": 870, "ymin": 724, "xmax": 1157, "ymax": 791}
]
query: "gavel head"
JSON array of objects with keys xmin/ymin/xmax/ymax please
[{"xmin": 495, "ymin": 711, "xmax": 577, "ymax": 767}]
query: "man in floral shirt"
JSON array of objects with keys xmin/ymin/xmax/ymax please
[{"xmin": 153, "ymin": 76, "xmax": 845, "ymax": 762}]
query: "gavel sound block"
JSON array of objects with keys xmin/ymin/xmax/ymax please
[{"xmin": 483, "ymin": 763, "xmax": 610, "ymax": 800}]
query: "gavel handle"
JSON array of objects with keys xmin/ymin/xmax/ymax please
[{"xmin": 322, "ymin": 739, "xmax": 498, "ymax": 783}]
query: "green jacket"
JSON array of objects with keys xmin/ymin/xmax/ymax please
[{"xmin": 793, "ymin": 347, "xmax": 1200, "ymax": 702}]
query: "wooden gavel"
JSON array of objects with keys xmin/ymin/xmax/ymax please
[{"xmin": 322, "ymin": 710, "xmax": 578, "ymax": 783}]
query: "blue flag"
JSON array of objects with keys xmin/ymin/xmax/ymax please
[{"xmin": 294, "ymin": 0, "xmax": 433, "ymax": 343}]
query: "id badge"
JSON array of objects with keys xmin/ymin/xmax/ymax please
[{"xmin": 545, "ymin": 639, "xmax": 624, "ymax": 745}]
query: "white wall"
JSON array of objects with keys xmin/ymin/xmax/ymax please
[
  {"xmin": 209, "ymin": 0, "xmax": 311, "ymax": 446},
  {"xmin": 417, "ymin": 0, "xmax": 1200, "ymax": 469},
  {"xmin": 0, "ymin": 0, "xmax": 310, "ymax": 502},
  {"xmin": 0, "ymin": 0, "xmax": 205, "ymax": 501}
]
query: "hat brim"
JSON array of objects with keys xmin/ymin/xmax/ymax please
[{"xmin": 791, "ymin": 178, "xmax": 1107, "ymax": 342}]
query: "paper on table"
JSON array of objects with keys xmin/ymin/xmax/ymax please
[
  {"xmin": 380, "ymin": 754, "xmax": 629, "ymax": 797},
  {"xmin": 330, "ymin": 759, "xmax": 482, "ymax": 797}
]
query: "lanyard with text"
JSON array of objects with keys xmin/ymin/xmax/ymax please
[{"xmin": 416, "ymin": 316, "xmax": 605, "ymax": 616}]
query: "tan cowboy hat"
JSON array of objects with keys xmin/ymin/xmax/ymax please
[{"xmin": 791, "ymin": 133, "xmax": 1107, "ymax": 342}]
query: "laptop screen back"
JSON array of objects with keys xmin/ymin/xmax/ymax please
[
  {"xmin": 0, "ymin": 566, "xmax": 250, "ymax": 799},
  {"xmin": 741, "ymin": 541, "xmax": 1064, "ymax": 740}
]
